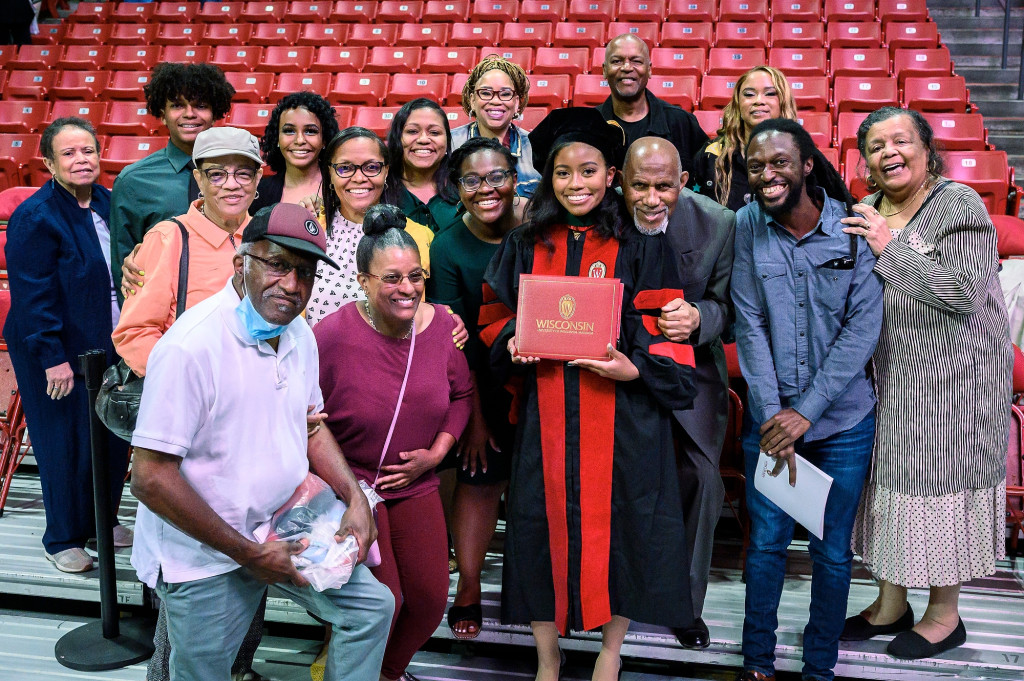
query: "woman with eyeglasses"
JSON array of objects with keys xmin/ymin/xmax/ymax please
[
  {"xmin": 427, "ymin": 137, "xmax": 522, "ymax": 641},
  {"xmin": 315, "ymin": 203, "xmax": 473, "ymax": 681},
  {"xmin": 450, "ymin": 55, "xmax": 541, "ymax": 199},
  {"xmin": 382, "ymin": 98, "xmax": 462, "ymax": 234}
]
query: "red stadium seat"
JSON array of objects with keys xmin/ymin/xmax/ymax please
[
  {"xmin": 770, "ymin": 22, "xmax": 825, "ymax": 48},
  {"xmin": 67, "ymin": 2, "xmax": 112, "ymax": 23},
  {"xmin": 707, "ymin": 48, "xmax": 767, "ymax": 76},
  {"xmin": 102, "ymin": 137, "xmax": 169, "ymax": 186},
  {"xmin": 618, "ymin": 0, "xmax": 668, "ymax": 21},
  {"xmin": 795, "ymin": 111, "xmax": 832, "ymax": 149},
  {"xmin": 98, "ymin": 102, "xmax": 157, "ymax": 136},
  {"xmin": 0, "ymin": 102, "xmax": 50, "ymax": 134},
  {"xmin": 715, "ymin": 22, "xmax": 769, "ymax": 49},
  {"xmin": 50, "ymin": 102, "xmax": 108, "ymax": 132},
  {"xmin": 297, "ymin": 24, "xmax": 350, "ymax": 47},
  {"xmin": 572, "ymin": 75, "xmax": 611, "ymax": 106},
  {"xmin": 154, "ymin": 2, "xmax": 201, "ymax": 22},
  {"xmin": 699, "ymin": 75, "xmax": 739, "ymax": 109},
  {"xmin": 386, "ymin": 74, "xmax": 448, "ymax": 106},
  {"xmin": 352, "ymin": 107, "xmax": 400, "ymax": 138},
  {"xmin": 447, "ymin": 74, "xmax": 470, "ymax": 106},
  {"xmin": 59, "ymin": 46, "xmax": 113, "ymax": 71},
  {"xmin": 650, "ymin": 47, "xmax": 706, "ymax": 77},
  {"xmin": 842, "ymin": 147, "xmax": 870, "ymax": 199},
  {"xmin": 153, "ymin": 24, "xmax": 202, "ymax": 46},
  {"xmin": 102, "ymin": 71, "xmax": 154, "ymax": 101},
  {"xmin": 521, "ymin": 0, "xmax": 568, "ymax": 22},
  {"xmin": 501, "ymin": 23, "xmax": 552, "ymax": 48},
  {"xmin": 329, "ymin": 0, "xmax": 377, "ymax": 22},
  {"xmin": 877, "ymin": 0, "xmax": 929, "ymax": 24},
  {"xmin": 901, "ymin": 75, "xmax": 970, "ymax": 113},
  {"xmin": 943, "ymin": 150, "xmax": 1017, "ymax": 215},
  {"xmin": 251, "ymin": 24, "xmax": 301, "ymax": 47},
  {"xmin": 819, "ymin": 147, "xmax": 840, "ymax": 172},
  {"xmin": 32, "ymin": 24, "xmax": 65, "ymax": 46},
  {"xmin": 51, "ymin": 71, "xmax": 111, "ymax": 101},
  {"xmin": 443, "ymin": 107, "xmax": 471, "ymax": 129},
  {"xmin": 330, "ymin": 73, "xmax": 390, "ymax": 106},
  {"xmin": 201, "ymin": 24, "xmax": 255, "ymax": 47},
  {"xmin": 516, "ymin": 107, "xmax": 550, "ymax": 131},
  {"xmin": 471, "ymin": 0, "xmax": 519, "ymax": 22},
  {"xmin": 160, "ymin": 46, "xmax": 213, "ymax": 64},
  {"xmin": 770, "ymin": 0, "xmax": 822, "ymax": 21},
  {"xmin": 892, "ymin": 47, "xmax": 953, "ymax": 86},
  {"xmin": 422, "ymin": 47, "xmax": 479, "ymax": 75},
  {"xmin": 667, "ymin": 0, "xmax": 716, "ymax": 22},
  {"xmin": 647, "ymin": 75, "xmax": 699, "ymax": 109},
  {"xmin": 109, "ymin": 24, "xmax": 159, "ymax": 46},
  {"xmin": 884, "ymin": 22, "xmax": 940, "ymax": 53},
  {"xmin": 491, "ymin": 47, "xmax": 535, "ymax": 72},
  {"xmin": 555, "ymin": 22, "xmax": 607, "ymax": 48},
  {"xmin": 243, "ymin": 1, "xmax": 287, "ymax": 22},
  {"xmin": 528, "ymin": 75, "xmax": 573, "ymax": 107},
  {"xmin": 718, "ymin": 0, "xmax": 769, "ymax": 21},
  {"xmin": 365, "ymin": 47, "xmax": 423, "ymax": 74},
  {"xmin": 10, "ymin": 46, "xmax": 60, "ymax": 71},
  {"xmin": 694, "ymin": 109, "xmax": 724, "ymax": 137},
  {"xmin": 568, "ymin": 0, "xmax": 615, "ymax": 23},
  {"xmin": 394, "ymin": 25, "xmax": 448, "ymax": 49},
  {"xmin": 109, "ymin": 46, "xmax": 161, "ymax": 71},
  {"xmin": 768, "ymin": 48, "xmax": 828, "ymax": 77},
  {"xmin": 993, "ymin": 215, "xmax": 1024, "ymax": 258},
  {"xmin": 257, "ymin": 46, "xmax": 315, "ymax": 73},
  {"xmin": 823, "ymin": 0, "xmax": 874, "ymax": 22},
  {"xmin": 113, "ymin": 2, "xmax": 157, "ymax": 22},
  {"xmin": 0, "ymin": 47, "xmax": 15, "ymax": 70},
  {"xmin": 287, "ymin": 1, "xmax": 333, "ymax": 22},
  {"xmin": 920, "ymin": 112, "xmax": 987, "ymax": 151},
  {"xmin": 347, "ymin": 24, "xmax": 399, "ymax": 47},
  {"xmin": 377, "ymin": 0, "xmax": 425, "ymax": 22},
  {"xmin": 830, "ymin": 48, "xmax": 891, "ymax": 78},
  {"xmin": 590, "ymin": 48, "xmax": 607, "ymax": 74},
  {"xmin": 4, "ymin": 71, "xmax": 55, "ymax": 100},
  {"xmin": 788, "ymin": 75, "xmax": 830, "ymax": 111},
  {"xmin": 833, "ymin": 110, "xmax": 870, "ymax": 158},
  {"xmin": 313, "ymin": 46, "xmax": 368, "ymax": 73},
  {"xmin": 449, "ymin": 23, "xmax": 501, "ymax": 47},
  {"xmin": 226, "ymin": 103, "xmax": 275, "ymax": 136},
  {"xmin": 606, "ymin": 23, "xmax": 660, "ymax": 47},
  {"xmin": 210, "ymin": 47, "xmax": 263, "ymax": 72},
  {"xmin": 827, "ymin": 21, "xmax": 883, "ymax": 48},
  {"xmin": 223, "ymin": 72, "xmax": 274, "ymax": 102},
  {"xmin": 199, "ymin": 2, "xmax": 245, "ymax": 23},
  {"xmin": 270, "ymin": 73, "xmax": 332, "ymax": 101},
  {"xmin": 424, "ymin": 0, "xmax": 471, "ymax": 22},
  {"xmin": 659, "ymin": 23, "xmax": 714, "ymax": 50},
  {"xmin": 333, "ymin": 105, "xmax": 353, "ymax": 128},
  {"xmin": 832, "ymin": 75, "xmax": 899, "ymax": 113},
  {"xmin": 0, "ymin": 134, "xmax": 41, "ymax": 190},
  {"xmin": 535, "ymin": 47, "xmax": 591, "ymax": 77}
]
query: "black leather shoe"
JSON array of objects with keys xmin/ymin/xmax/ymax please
[
  {"xmin": 673, "ymin": 617, "xmax": 711, "ymax": 649},
  {"xmin": 887, "ymin": 618, "xmax": 967, "ymax": 660},
  {"xmin": 840, "ymin": 603, "xmax": 915, "ymax": 641}
]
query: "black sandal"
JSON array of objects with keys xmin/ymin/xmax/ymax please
[{"xmin": 447, "ymin": 603, "xmax": 483, "ymax": 640}]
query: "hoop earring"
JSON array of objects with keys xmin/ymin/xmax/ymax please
[
  {"xmin": 254, "ymin": 190, "xmax": 260, "ymax": 200},
  {"xmin": 198, "ymin": 190, "xmax": 204, "ymax": 200},
  {"xmin": 513, "ymin": 195, "xmax": 521, "ymax": 206}
]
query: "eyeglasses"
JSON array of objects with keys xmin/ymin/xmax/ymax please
[
  {"xmin": 362, "ymin": 269, "xmax": 429, "ymax": 286},
  {"xmin": 245, "ymin": 252, "xmax": 319, "ymax": 281},
  {"xmin": 330, "ymin": 161, "xmax": 386, "ymax": 178},
  {"xmin": 474, "ymin": 87, "xmax": 516, "ymax": 102},
  {"xmin": 457, "ymin": 169, "xmax": 514, "ymax": 192},
  {"xmin": 201, "ymin": 167, "xmax": 257, "ymax": 186}
]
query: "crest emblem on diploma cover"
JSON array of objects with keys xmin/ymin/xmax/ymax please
[{"xmin": 559, "ymin": 294, "xmax": 577, "ymax": 320}]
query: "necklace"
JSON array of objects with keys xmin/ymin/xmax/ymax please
[
  {"xmin": 363, "ymin": 300, "xmax": 413, "ymax": 339},
  {"xmin": 880, "ymin": 177, "xmax": 931, "ymax": 217}
]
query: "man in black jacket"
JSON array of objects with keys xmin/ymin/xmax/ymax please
[{"xmin": 596, "ymin": 34, "xmax": 708, "ymax": 180}]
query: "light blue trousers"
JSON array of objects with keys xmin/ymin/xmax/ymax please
[{"xmin": 157, "ymin": 565, "xmax": 394, "ymax": 681}]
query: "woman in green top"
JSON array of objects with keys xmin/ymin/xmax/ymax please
[
  {"xmin": 383, "ymin": 98, "xmax": 462, "ymax": 234},
  {"xmin": 427, "ymin": 137, "xmax": 521, "ymax": 640}
]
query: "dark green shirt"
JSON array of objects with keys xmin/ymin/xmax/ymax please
[
  {"xmin": 109, "ymin": 141, "xmax": 194, "ymax": 299},
  {"xmin": 394, "ymin": 184, "xmax": 462, "ymax": 234}
]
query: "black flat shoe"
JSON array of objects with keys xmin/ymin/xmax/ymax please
[
  {"xmin": 886, "ymin": 618, "xmax": 966, "ymax": 660},
  {"xmin": 840, "ymin": 603, "xmax": 915, "ymax": 641},
  {"xmin": 673, "ymin": 617, "xmax": 711, "ymax": 649}
]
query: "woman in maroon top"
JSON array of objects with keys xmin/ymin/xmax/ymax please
[{"xmin": 315, "ymin": 203, "xmax": 473, "ymax": 681}]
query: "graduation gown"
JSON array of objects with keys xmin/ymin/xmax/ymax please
[{"xmin": 481, "ymin": 224, "xmax": 698, "ymax": 634}]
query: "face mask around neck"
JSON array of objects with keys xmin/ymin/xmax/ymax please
[{"xmin": 235, "ymin": 292, "xmax": 286, "ymax": 341}]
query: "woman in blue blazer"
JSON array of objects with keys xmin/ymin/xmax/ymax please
[{"xmin": 5, "ymin": 118, "xmax": 130, "ymax": 573}]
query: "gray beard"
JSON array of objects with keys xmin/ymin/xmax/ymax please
[{"xmin": 633, "ymin": 208, "xmax": 668, "ymax": 236}]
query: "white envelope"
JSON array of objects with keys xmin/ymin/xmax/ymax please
[{"xmin": 753, "ymin": 450, "xmax": 834, "ymax": 540}]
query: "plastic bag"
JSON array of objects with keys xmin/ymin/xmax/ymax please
[{"xmin": 254, "ymin": 473, "xmax": 359, "ymax": 592}]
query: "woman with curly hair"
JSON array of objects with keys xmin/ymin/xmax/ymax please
[
  {"xmin": 692, "ymin": 66, "xmax": 798, "ymax": 211},
  {"xmin": 250, "ymin": 91, "xmax": 339, "ymax": 214},
  {"xmin": 450, "ymin": 54, "xmax": 541, "ymax": 198}
]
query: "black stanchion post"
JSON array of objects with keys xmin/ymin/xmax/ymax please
[
  {"xmin": 54, "ymin": 350, "xmax": 154, "ymax": 671},
  {"xmin": 1019, "ymin": 18, "xmax": 1024, "ymax": 99},
  {"xmin": 1003, "ymin": 0, "xmax": 1012, "ymax": 69},
  {"xmin": 975, "ymin": 0, "xmax": 981, "ymax": 18}
]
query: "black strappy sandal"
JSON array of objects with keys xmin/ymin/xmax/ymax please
[{"xmin": 446, "ymin": 603, "xmax": 483, "ymax": 640}]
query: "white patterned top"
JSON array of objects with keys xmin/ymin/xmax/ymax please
[{"xmin": 305, "ymin": 213, "xmax": 364, "ymax": 327}]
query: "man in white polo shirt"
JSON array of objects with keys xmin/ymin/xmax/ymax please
[{"xmin": 129, "ymin": 203, "xmax": 394, "ymax": 681}]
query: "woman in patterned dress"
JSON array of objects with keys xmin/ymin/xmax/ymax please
[{"xmin": 839, "ymin": 107, "xmax": 1011, "ymax": 660}]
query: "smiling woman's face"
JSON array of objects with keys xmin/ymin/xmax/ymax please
[
  {"xmin": 330, "ymin": 136, "xmax": 389, "ymax": 222},
  {"xmin": 469, "ymin": 69, "xmax": 520, "ymax": 138},
  {"xmin": 863, "ymin": 114, "xmax": 930, "ymax": 202},
  {"xmin": 277, "ymin": 106, "xmax": 323, "ymax": 172},
  {"xmin": 44, "ymin": 126, "xmax": 100, "ymax": 191},
  {"xmin": 737, "ymin": 70, "xmax": 781, "ymax": 134},
  {"xmin": 400, "ymin": 107, "xmax": 448, "ymax": 175},
  {"xmin": 551, "ymin": 142, "xmax": 615, "ymax": 217}
]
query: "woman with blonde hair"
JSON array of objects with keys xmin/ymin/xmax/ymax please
[{"xmin": 692, "ymin": 66, "xmax": 799, "ymax": 211}]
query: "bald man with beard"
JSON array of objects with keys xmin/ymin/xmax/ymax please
[{"xmin": 622, "ymin": 137, "xmax": 735, "ymax": 649}]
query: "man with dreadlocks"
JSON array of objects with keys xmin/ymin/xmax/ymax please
[{"xmin": 730, "ymin": 119, "xmax": 883, "ymax": 681}]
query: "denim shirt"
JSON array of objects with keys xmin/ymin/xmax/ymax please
[
  {"xmin": 451, "ymin": 122, "xmax": 541, "ymax": 198},
  {"xmin": 731, "ymin": 190, "xmax": 883, "ymax": 443}
]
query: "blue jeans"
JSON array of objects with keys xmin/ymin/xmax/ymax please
[{"xmin": 740, "ymin": 410, "xmax": 875, "ymax": 681}]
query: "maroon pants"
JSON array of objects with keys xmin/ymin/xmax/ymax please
[{"xmin": 370, "ymin": 490, "xmax": 449, "ymax": 680}]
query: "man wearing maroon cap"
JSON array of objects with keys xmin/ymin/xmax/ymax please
[{"xmin": 129, "ymin": 202, "xmax": 394, "ymax": 681}]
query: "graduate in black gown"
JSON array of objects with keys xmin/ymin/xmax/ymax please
[{"xmin": 480, "ymin": 109, "xmax": 698, "ymax": 681}]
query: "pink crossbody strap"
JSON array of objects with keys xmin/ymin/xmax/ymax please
[{"xmin": 371, "ymin": 322, "xmax": 416, "ymax": 490}]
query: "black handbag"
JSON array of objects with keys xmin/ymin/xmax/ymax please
[{"xmin": 96, "ymin": 219, "xmax": 189, "ymax": 441}]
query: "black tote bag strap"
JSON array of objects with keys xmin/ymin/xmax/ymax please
[{"xmin": 168, "ymin": 218, "xmax": 189, "ymax": 319}]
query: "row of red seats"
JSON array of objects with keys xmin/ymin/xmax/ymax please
[
  {"xmin": 27, "ymin": 19, "xmax": 940, "ymax": 52},
  {"xmin": 65, "ymin": 0, "xmax": 932, "ymax": 27}
]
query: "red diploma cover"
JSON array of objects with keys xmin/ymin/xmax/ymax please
[{"xmin": 515, "ymin": 274, "xmax": 625, "ymax": 361}]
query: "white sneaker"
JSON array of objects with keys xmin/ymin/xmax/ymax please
[
  {"xmin": 45, "ymin": 548, "xmax": 95, "ymax": 573},
  {"xmin": 112, "ymin": 524, "xmax": 134, "ymax": 547}
]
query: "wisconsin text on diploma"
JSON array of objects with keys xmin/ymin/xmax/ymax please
[{"xmin": 535, "ymin": 319, "xmax": 597, "ymax": 333}]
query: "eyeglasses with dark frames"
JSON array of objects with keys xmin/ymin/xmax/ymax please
[
  {"xmin": 474, "ymin": 87, "xmax": 516, "ymax": 102},
  {"xmin": 245, "ymin": 252, "xmax": 319, "ymax": 281},
  {"xmin": 457, "ymin": 169, "xmax": 514, "ymax": 192},
  {"xmin": 361, "ymin": 269, "xmax": 429, "ymax": 286},
  {"xmin": 330, "ymin": 160, "xmax": 386, "ymax": 179},
  {"xmin": 201, "ymin": 167, "xmax": 258, "ymax": 186}
]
